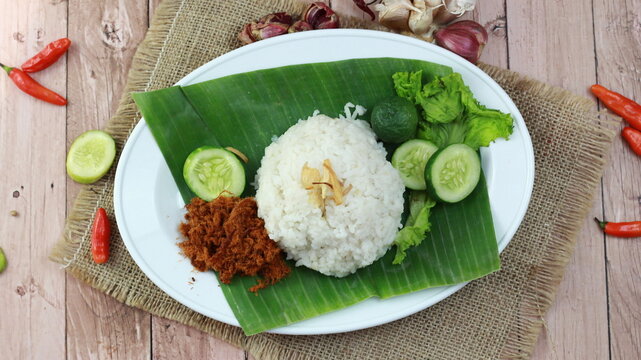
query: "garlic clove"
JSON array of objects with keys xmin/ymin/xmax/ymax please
[
  {"xmin": 322, "ymin": 159, "xmax": 345, "ymax": 205},
  {"xmin": 444, "ymin": 0, "xmax": 477, "ymax": 15},
  {"xmin": 301, "ymin": 162, "xmax": 321, "ymax": 190},
  {"xmin": 434, "ymin": 27, "xmax": 483, "ymax": 63},
  {"xmin": 375, "ymin": 0, "xmax": 421, "ymax": 32},
  {"xmin": 443, "ymin": 20, "xmax": 488, "ymax": 45},
  {"xmin": 225, "ymin": 147, "xmax": 249, "ymax": 163},
  {"xmin": 408, "ymin": 0, "xmax": 434, "ymax": 35},
  {"xmin": 432, "ymin": 6, "xmax": 457, "ymax": 26},
  {"xmin": 433, "ymin": 0, "xmax": 477, "ymax": 26},
  {"xmin": 377, "ymin": 7, "xmax": 411, "ymax": 31}
]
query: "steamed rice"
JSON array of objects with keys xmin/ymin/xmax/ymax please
[{"xmin": 255, "ymin": 109, "xmax": 405, "ymax": 277}]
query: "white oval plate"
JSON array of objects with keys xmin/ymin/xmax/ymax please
[{"xmin": 114, "ymin": 29, "xmax": 534, "ymax": 335}]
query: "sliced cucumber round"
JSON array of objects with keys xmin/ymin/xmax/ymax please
[
  {"xmin": 66, "ymin": 130, "xmax": 116, "ymax": 184},
  {"xmin": 425, "ymin": 143, "xmax": 480, "ymax": 203},
  {"xmin": 183, "ymin": 146, "xmax": 245, "ymax": 201},
  {"xmin": 391, "ymin": 139, "xmax": 439, "ymax": 190}
]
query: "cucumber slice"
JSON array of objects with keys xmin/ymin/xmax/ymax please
[
  {"xmin": 66, "ymin": 130, "xmax": 116, "ymax": 184},
  {"xmin": 425, "ymin": 143, "xmax": 480, "ymax": 203},
  {"xmin": 391, "ymin": 139, "xmax": 439, "ymax": 190},
  {"xmin": 183, "ymin": 146, "xmax": 245, "ymax": 200}
]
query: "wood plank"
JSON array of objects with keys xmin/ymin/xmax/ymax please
[
  {"xmin": 67, "ymin": 280, "xmax": 151, "ymax": 359},
  {"xmin": 0, "ymin": 0, "xmax": 67, "ymax": 359},
  {"xmin": 467, "ymin": 0, "xmax": 508, "ymax": 68},
  {"xmin": 151, "ymin": 319, "xmax": 246, "ymax": 360},
  {"xmin": 149, "ymin": 0, "xmax": 162, "ymax": 21},
  {"xmin": 531, "ymin": 200, "xmax": 608, "ymax": 359},
  {"xmin": 594, "ymin": 0, "xmax": 641, "ymax": 358},
  {"xmin": 505, "ymin": 1, "xmax": 609, "ymax": 359},
  {"xmin": 65, "ymin": 0, "xmax": 151, "ymax": 359}
]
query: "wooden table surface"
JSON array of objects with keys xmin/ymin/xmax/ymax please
[{"xmin": 0, "ymin": 0, "xmax": 639, "ymax": 359}]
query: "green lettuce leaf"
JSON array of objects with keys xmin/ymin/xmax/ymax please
[
  {"xmin": 463, "ymin": 105, "xmax": 514, "ymax": 149},
  {"xmin": 394, "ymin": 71, "xmax": 514, "ymax": 150},
  {"xmin": 393, "ymin": 192, "xmax": 436, "ymax": 264},
  {"xmin": 392, "ymin": 71, "xmax": 423, "ymax": 103},
  {"xmin": 416, "ymin": 73, "xmax": 467, "ymax": 124},
  {"xmin": 417, "ymin": 119, "xmax": 467, "ymax": 149}
]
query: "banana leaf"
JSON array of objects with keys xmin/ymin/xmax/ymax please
[{"xmin": 132, "ymin": 58, "xmax": 500, "ymax": 335}]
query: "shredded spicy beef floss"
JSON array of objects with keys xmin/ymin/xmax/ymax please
[{"xmin": 178, "ymin": 196, "xmax": 290, "ymax": 293}]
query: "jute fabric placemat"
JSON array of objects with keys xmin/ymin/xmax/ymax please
[{"xmin": 51, "ymin": 0, "xmax": 616, "ymax": 358}]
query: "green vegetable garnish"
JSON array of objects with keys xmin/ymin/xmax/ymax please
[
  {"xmin": 392, "ymin": 70, "xmax": 423, "ymax": 103},
  {"xmin": 418, "ymin": 120, "xmax": 468, "ymax": 149},
  {"xmin": 393, "ymin": 191, "xmax": 436, "ymax": 264},
  {"xmin": 390, "ymin": 70, "xmax": 513, "ymax": 264},
  {"xmin": 462, "ymin": 103, "xmax": 514, "ymax": 150},
  {"xmin": 393, "ymin": 71, "xmax": 514, "ymax": 150},
  {"xmin": 416, "ymin": 73, "xmax": 467, "ymax": 124}
]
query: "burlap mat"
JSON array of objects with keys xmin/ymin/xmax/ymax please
[{"xmin": 51, "ymin": 0, "xmax": 617, "ymax": 358}]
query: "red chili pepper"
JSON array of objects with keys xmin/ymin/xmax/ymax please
[
  {"xmin": 591, "ymin": 84, "xmax": 641, "ymax": 131},
  {"xmin": 1, "ymin": 63, "xmax": 67, "ymax": 106},
  {"xmin": 622, "ymin": 127, "xmax": 641, "ymax": 156},
  {"xmin": 595, "ymin": 218, "xmax": 641, "ymax": 238},
  {"xmin": 21, "ymin": 38, "xmax": 71, "ymax": 73},
  {"xmin": 91, "ymin": 208, "xmax": 111, "ymax": 264},
  {"xmin": 352, "ymin": 0, "xmax": 376, "ymax": 20}
]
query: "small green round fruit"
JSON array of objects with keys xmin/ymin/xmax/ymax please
[{"xmin": 370, "ymin": 96, "xmax": 419, "ymax": 144}]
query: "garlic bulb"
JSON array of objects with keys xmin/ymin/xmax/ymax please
[
  {"xmin": 433, "ymin": 0, "xmax": 477, "ymax": 25},
  {"xmin": 375, "ymin": 0, "xmax": 421, "ymax": 31},
  {"xmin": 408, "ymin": 0, "xmax": 442, "ymax": 36},
  {"xmin": 373, "ymin": 0, "xmax": 477, "ymax": 40},
  {"xmin": 446, "ymin": 0, "xmax": 476, "ymax": 14}
]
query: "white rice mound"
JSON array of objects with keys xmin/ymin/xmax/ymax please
[{"xmin": 255, "ymin": 107, "xmax": 405, "ymax": 277}]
